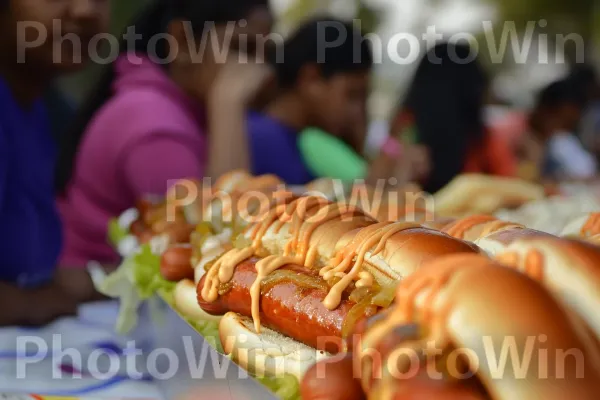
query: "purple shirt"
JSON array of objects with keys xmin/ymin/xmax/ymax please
[
  {"xmin": 248, "ymin": 111, "xmax": 314, "ymax": 185},
  {"xmin": 0, "ymin": 78, "xmax": 62, "ymax": 287},
  {"xmin": 58, "ymin": 54, "xmax": 207, "ymax": 267}
]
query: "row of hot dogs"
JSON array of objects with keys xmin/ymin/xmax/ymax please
[{"xmin": 113, "ymin": 171, "xmax": 600, "ymax": 399}]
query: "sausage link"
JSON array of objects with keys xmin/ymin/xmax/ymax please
[
  {"xmin": 160, "ymin": 245, "xmax": 194, "ymax": 281},
  {"xmin": 197, "ymin": 259, "xmax": 378, "ymax": 353}
]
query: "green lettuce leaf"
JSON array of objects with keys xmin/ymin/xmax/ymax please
[
  {"xmin": 108, "ymin": 217, "xmax": 128, "ymax": 247},
  {"xmin": 185, "ymin": 317, "xmax": 222, "ymax": 353},
  {"xmin": 95, "ymin": 244, "xmax": 174, "ymax": 334},
  {"xmin": 97, "ymin": 233, "xmax": 300, "ymax": 400},
  {"xmin": 256, "ymin": 374, "xmax": 301, "ymax": 400}
]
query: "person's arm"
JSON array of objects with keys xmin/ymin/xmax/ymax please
[
  {"xmin": 549, "ymin": 135, "xmax": 597, "ymax": 180},
  {"xmin": 51, "ymin": 137, "xmax": 203, "ymax": 307},
  {"xmin": 487, "ymin": 134, "xmax": 518, "ymax": 177},
  {"xmin": 0, "ymin": 133, "xmax": 77, "ymax": 326},
  {"xmin": 54, "ymin": 265, "xmax": 117, "ymax": 305},
  {"xmin": 0, "ymin": 282, "xmax": 77, "ymax": 326},
  {"xmin": 119, "ymin": 134, "xmax": 204, "ymax": 199},
  {"xmin": 206, "ymin": 60, "xmax": 274, "ymax": 179},
  {"xmin": 206, "ymin": 94, "xmax": 250, "ymax": 178}
]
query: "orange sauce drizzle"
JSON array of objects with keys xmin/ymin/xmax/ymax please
[
  {"xmin": 202, "ymin": 196, "xmax": 367, "ymax": 333},
  {"xmin": 444, "ymin": 215, "xmax": 497, "ymax": 239},
  {"xmin": 495, "ymin": 249, "xmax": 544, "ymax": 281},
  {"xmin": 357, "ymin": 255, "xmax": 500, "ymax": 394},
  {"xmin": 479, "ymin": 220, "xmax": 524, "ymax": 237},
  {"xmin": 581, "ymin": 213, "xmax": 600, "ymax": 237},
  {"xmin": 320, "ymin": 222, "xmax": 420, "ymax": 310},
  {"xmin": 587, "ymin": 234, "xmax": 600, "ymax": 246},
  {"xmin": 495, "ymin": 251, "xmax": 519, "ymax": 267}
]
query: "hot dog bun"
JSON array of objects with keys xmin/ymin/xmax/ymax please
[
  {"xmin": 474, "ymin": 227, "xmax": 554, "ymax": 256},
  {"xmin": 198, "ymin": 198, "xmax": 481, "ymax": 382},
  {"xmin": 302, "ymin": 355, "xmax": 487, "ymax": 400},
  {"xmin": 214, "ymin": 170, "xmax": 252, "ymax": 193},
  {"xmin": 560, "ymin": 212, "xmax": 600, "ymax": 238},
  {"xmin": 353, "ymin": 254, "xmax": 600, "ymax": 399},
  {"xmin": 173, "ymin": 280, "xmax": 221, "ymax": 322},
  {"xmin": 219, "ymin": 312, "xmax": 330, "ymax": 380},
  {"xmin": 440, "ymin": 215, "xmax": 524, "ymax": 242},
  {"xmin": 433, "ymin": 174, "xmax": 545, "ymax": 217},
  {"xmin": 587, "ymin": 234, "xmax": 600, "ymax": 246},
  {"xmin": 224, "ymin": 197, "xmax": 479, "ymax": 288},
  {"xmin": 495, "ymin": 237, "xmax": 600, "ymax": 341}
]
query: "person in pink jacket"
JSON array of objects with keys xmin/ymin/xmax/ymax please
[{"xmin": 56, "ymin": 0, "xmax": 274, "ymax": 268}]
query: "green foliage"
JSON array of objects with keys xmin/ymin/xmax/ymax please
[{"xmin": 491, "ymin": 0, "xmax": 594, "ymax": 38}]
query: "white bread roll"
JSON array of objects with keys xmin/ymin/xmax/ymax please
[
  {"xmin": 495, "ymin": 237, "xmax": 600, "ymax": 342},
  {"xmin": 219, "ymin": 312, "xmax": 330, "ymax": 381},
  {"xmin": 433, "ymin": 174, "xmax": 544, "ymax": 217},
  {"xmin": 358, "ymin": 254, "xmax": 600, "ymax": 399},
  {"xmin": 474, "ymin": 228, "xmax": 555, "ymax": 256},
  {"xmin": 173, "ymin": 280, "xmax": 221, "ymax": 322},
  {"xmin": 560, "ymin": 212, "xmax": 600, "ymax": 238}
]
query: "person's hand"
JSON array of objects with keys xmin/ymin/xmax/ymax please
[
  {"xmin": 407, "ymin": 144, "xmax": 430, "ymax": 181},
  {"xmin": 209, "ymin": 56, "xmax": 275, "ymax": 107},
  {"xmin": 386, "ymin": 144, "xmax": 430, "ymax": 187},
  {"xmin": 24, "ymin": 284, "xmax": 78, "ymax": 326}
]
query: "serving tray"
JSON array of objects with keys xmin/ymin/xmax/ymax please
[{"xmin": 151, "ymin": 297, "xmax": 277, "ymax": 400}]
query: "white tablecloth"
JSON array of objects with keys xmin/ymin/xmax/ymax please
[{"xmin": 0, "ymin": 301, "xmax": 160, "ymax": 399}]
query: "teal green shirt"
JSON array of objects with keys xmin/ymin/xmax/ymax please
[{"xmin": 298, "ymin": 128, "xmax": 367, "ymax": 181}]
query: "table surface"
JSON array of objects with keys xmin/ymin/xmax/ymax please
[
  {"xmin": 0, "ymin": 301, "xmax": 160, "ymax": 399},
  {"xmin": 0, "ymin": 300, "xmax": 277, "ymax": 400}
]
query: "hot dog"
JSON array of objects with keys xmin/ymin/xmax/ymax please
[
  {"xmin": 197, "ymin": 258, "xmax": 377, "ymax": 353},
  {"xmin": 195, "ymin": 196, "xmax": 480, "ymax": 379},
  {"xmin": 160, "ymin": 244, "xmax": 194, "ymax": 281},
  {"xmin": 560, "ymin": 212, "xmax": 600, "ymax": 239},
  {"xmin": 432, "ymin": 174, "xmax": 545, "ymax": 217},
  {"xmin": 303, "ymin": 254, "xmax": 600, "ymax": 399},
  {"xmin": 440, "ymin": 215, "xmax": 524, "ymax": 242},
  {"xmin": 494, "ymin": 236, "xmax": 600, "ymax": 342},
  {"xmin": 474, "ymin": 227, "xmax": 555, "ymax": 256}
]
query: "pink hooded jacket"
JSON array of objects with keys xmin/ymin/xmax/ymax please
[{"xmin": 58, "ymin": 54, "xmax": 207, "ymax": 267}]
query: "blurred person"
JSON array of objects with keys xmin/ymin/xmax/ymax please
[
  {"xmin": 45, "ymin": 85, "xmax": 76, "ymax": 142},
  {"xmin": 249, "ymin": 17, "xmax": 428, "ymax": 188},
  {"xmin": 529, "ymin": 79, "xmax": 596, "ymax": 181},
  {"xmin": 570, "ymin": 65, "xmax": 600, "ymax": 163},
  {"xmin": 0, "ymin": 0, "xmax": 110, "ymax": 325},
  {"xmin": 298, "ymin": 98, "xmax": 430, "ymax": 187},
  {"xmin": 390, "ymin": 42, "xmax": 517, "ymax": 194},
  {"xmin": 55, "ymin": 0, "xmax": 274, "ymax": 268}
]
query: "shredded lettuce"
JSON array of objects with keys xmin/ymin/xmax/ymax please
[
  {"xmin": 94, "ymin": 244, "xmax": 174, "ymax": 334},
  {"xmin": 185, "ymin": 318, "xmax": 222, "ymax": 353},
  {"xmin": 108, "ymin": 217, "xmax": 128, "ymax": 247},
  {"xmin": 256, "ymin": 374, "xmax": 301, "ymax": 400},
  {"xmin": 155, "ymin": 289, "xmax": 223, "ymax": 353},
  {"xmin": 98, "ymin": 225, "xmax": 300, "ymax": 400}
]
